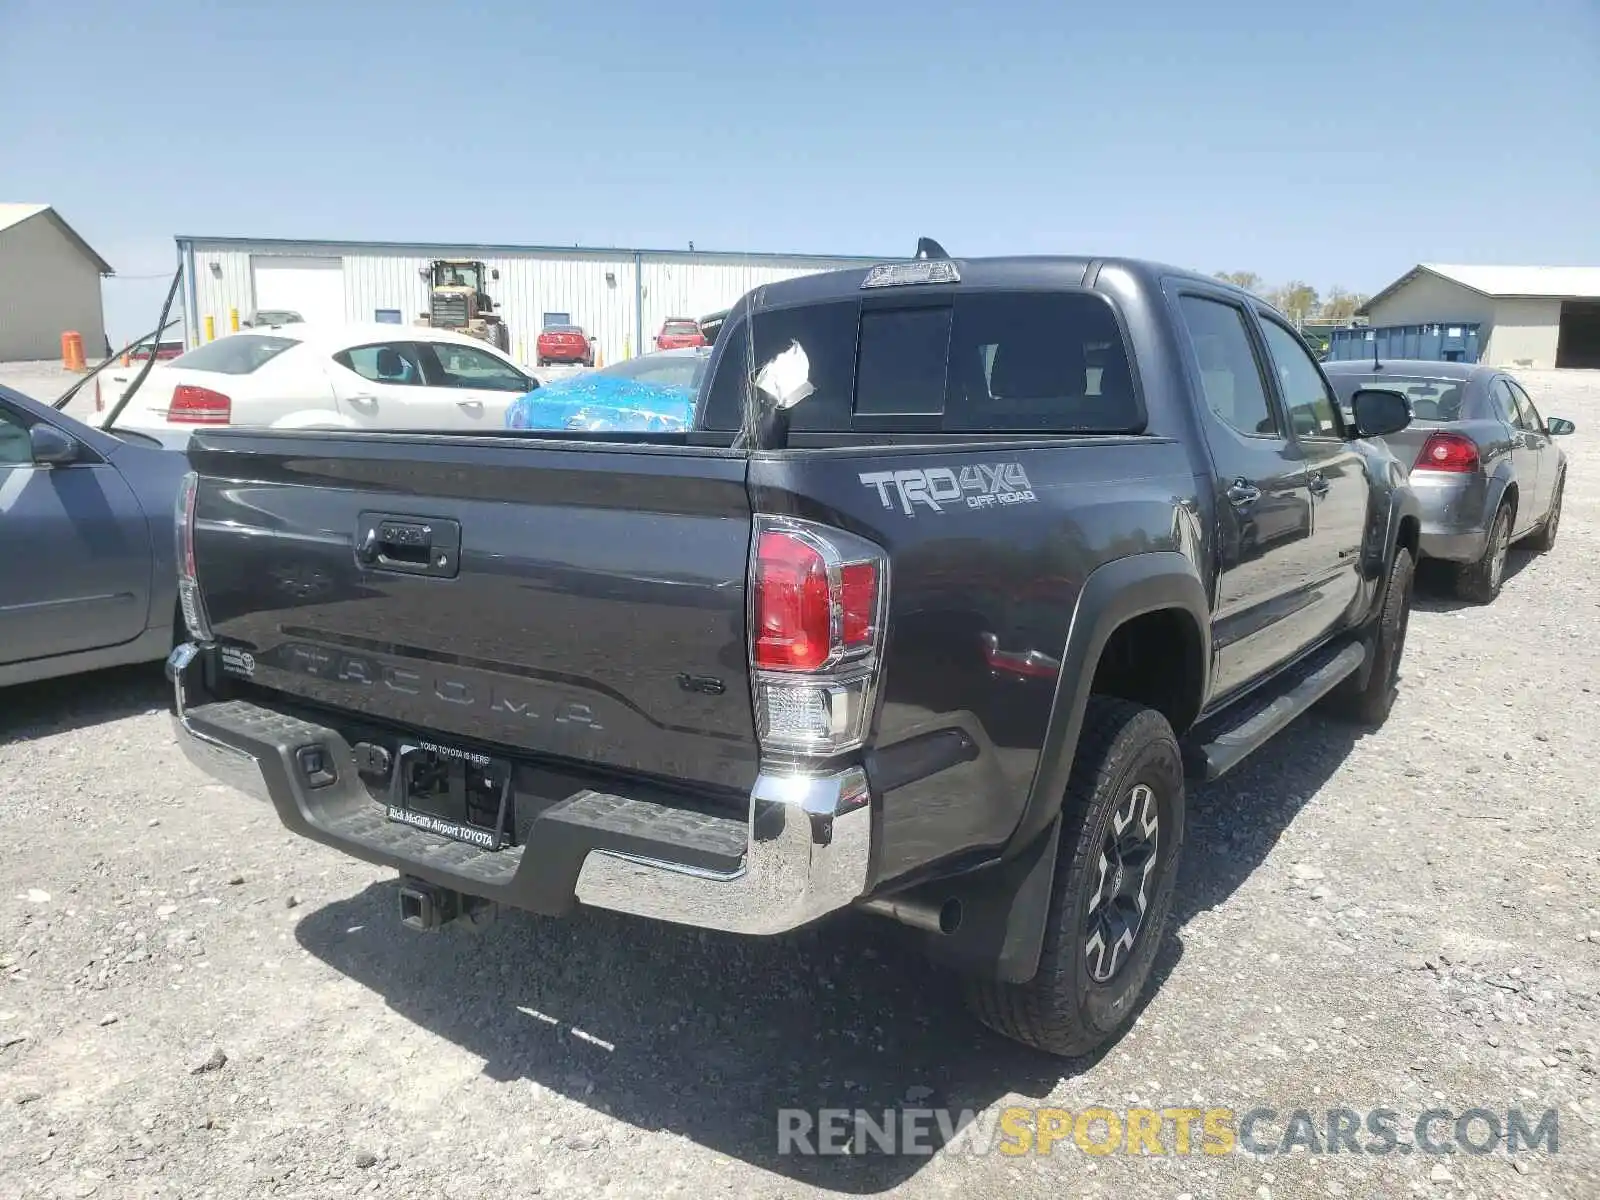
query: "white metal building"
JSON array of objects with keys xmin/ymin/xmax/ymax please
[
  {"xmin": 0, "ymin": 203, "xmax": 112, "ymax": 362},
  {"xmin": 175, "ymin": 236, "xmax": 880, "ymax": 365},
  {"xmin": 1358, "ymin": 264, "xmax": 1600, "ymax": 370}
]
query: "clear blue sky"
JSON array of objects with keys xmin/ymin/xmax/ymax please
[{"xmin": 3, "ymin": 0, "xmax": 1597, "ymax": 341}]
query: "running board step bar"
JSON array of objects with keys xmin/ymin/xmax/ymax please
[{"xmin": 1182, "ymin": 641, "xmax": 1367, "ymax": 782}]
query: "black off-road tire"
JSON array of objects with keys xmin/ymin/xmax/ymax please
[
  {"xmin": 1325, "ymin": 544, "xmax": 1414, "ymax": 726},
  {"xmin": 1523, "ymin": 474, "xmax": 1563, "ymax": 553},
  {"xmin": 1456, "ymin": 503, "xmax": 1511, "ymax": 604},
  {"xmin": 963, "ymin": 697, "xmax": 1185, "ymax": 1058}
]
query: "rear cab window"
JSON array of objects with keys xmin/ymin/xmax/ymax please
[
  {"xmin": 170, "ymin": 334, "xmax": 299, "ymax": 375},
  {"xmin": 700, "ymin": 290, "xmax": 1142, "ymax": 435}
]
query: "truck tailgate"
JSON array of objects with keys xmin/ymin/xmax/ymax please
[{"xmin": 185, "ymin": 431, "xmax": 759, "ymax": 795}]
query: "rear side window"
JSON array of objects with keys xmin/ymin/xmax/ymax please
[
  {"xmin": 334, "ymin": 342, "xmax": 424, "ymax": 386},
  {"xmin": 701, "ymin": 291, "xmax": 1140, "ymax": 434},
  {"xmin": 170, "ymin": 334, "xmax": 298, "ymax": 375}
]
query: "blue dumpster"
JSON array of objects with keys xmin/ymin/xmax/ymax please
[{"xmin": 1327, "ymin": 323, "xmax": 1481, "ymax": 364}]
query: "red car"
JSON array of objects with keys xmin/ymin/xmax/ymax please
[
  {"xmin": 129, "ymin": 337, "xmax": 184, "ymax": 362},
  {"xmin": 537, "ymin": 325, "xmax": 594, "ymax": 367},
  {"xmin": 654, "ymin": 318, "xmax": 706, "ymax": 351}
]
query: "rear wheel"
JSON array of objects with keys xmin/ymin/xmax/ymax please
[
  {"xmin": 963, "ymin": 697, "xmax": 1184, "ymax": 1058},
  {"xmin": 1523, "ymin": 475, "xmax": 1563, "ymax": 553},
  {"xmin": 1456, "ymin": 502, "xmax": 1511, "ymax": 603}
]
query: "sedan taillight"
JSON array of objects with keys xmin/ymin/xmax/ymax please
[
  {"xmin": 169, "ymin": 384, "xmax": 232, "ymax": 424},
  {"xmin": 1415, "ymin": 432, "xmax": 1479, "ymax": 473}
]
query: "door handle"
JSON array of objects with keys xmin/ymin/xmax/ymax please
[
  {"xmin": 347, "ymin": 393, "xmax": 377, "ymax": 405},
  {"xmin": 1226, "ymin": 480, "xmax": 1262, "ymax": 507},
  {"xmin": 456, "ymin": 399, "xmax": 483, "ymax": 410},
  {"xmin": 1308, "ymin": 471, "xmax": 1331, "ymax": 497}
]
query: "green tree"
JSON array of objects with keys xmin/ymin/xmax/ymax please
[
  {"xmin": 1318, "ymin": 286, "xmax": 1367, "ymax": 323},
  {"xmin": 1266, "ymin": 281, "xmax": 1320, "ymax": 322}
]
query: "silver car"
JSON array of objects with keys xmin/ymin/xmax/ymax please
[
  {"xmin": 0, "ymin": 384, "xmax": 188, "ymax": 688},
  {"xmin": 1324, "ymin": 359, "xmax": 1574, "ymax": 603}
]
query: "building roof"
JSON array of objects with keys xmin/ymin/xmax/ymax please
[
  {"xmin": 178, "ymin": 233, "xmax": 882, "ymax": 265},
  {"xmin": 0, "ymin": 203, "xmax": 114, "ymax": 274},
  {"xmin": 1359, "ymin": 262, "xmax": 1600, "ymax": 314}
]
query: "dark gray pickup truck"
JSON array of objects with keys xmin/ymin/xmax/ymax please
[{"xmin": 167, "ymin": 251, "xmax": 1419, "ymax": 1057}]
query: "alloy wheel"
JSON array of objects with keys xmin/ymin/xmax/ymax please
[{"xmin": 1084, "ymin": 783, "xmax": 1161, "ymax": 983}]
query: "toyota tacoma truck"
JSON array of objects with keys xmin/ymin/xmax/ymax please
[{"xmin": 166, "ymin": 250, "xmax": 1419, "ymax": 1058}]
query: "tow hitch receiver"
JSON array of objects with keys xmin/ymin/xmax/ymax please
[{"xmin": 397, "ymin": 877, "xmax": 497, "ymax": 932}]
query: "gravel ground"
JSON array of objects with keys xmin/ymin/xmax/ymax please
[
  {"xmin": 2, "ymin": 371, "xmax": 1598, "ymax": 1200},
  {"xmin": 0, "ymin": 362, "xmax": 96, "ymax": 419}
]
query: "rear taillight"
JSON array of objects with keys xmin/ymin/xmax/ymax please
[
  {"xmin": 168, "ymin": 384, "xmax": 232, "ymax": 424},
  {"xmin": 1415, "ymin": 432, "xmax": 1479, "ymax": 473},
  {"xmin": 175, "ymin": 471, "xmax": 212, "ymax": 640},
  {"xmin": 750, "ymin": 517, "xmax": 887, "ymax": 756}
]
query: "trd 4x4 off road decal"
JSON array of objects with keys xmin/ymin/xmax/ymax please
[{"xmin": 859, "ymin": 463, "xmax": 1037, "ymax": 516}]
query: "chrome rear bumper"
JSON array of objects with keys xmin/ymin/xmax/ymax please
[{"xmin": 167, "ymin": 642, "xmax": 872, "ymax": 935}]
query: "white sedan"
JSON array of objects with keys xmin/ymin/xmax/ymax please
[{"xmin": 93, "ymin": 322, "xmax": 540, "ymax": 446}]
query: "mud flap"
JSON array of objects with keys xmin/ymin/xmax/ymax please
[{"xmin": 916, "ymin": 814, "xmax": 1062, "ymax": 984}]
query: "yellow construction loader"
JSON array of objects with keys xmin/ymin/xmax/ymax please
[{"xmin": 417, "ymin": 259, "xmax": 510, "ymax": 352}]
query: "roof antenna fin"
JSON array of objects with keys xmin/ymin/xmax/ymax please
[{"xmin": 915, "ymin": 237, "xmax": 949, "ymax": 260}]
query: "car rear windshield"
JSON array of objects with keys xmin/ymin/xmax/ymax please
[
  {"xmin": 700, "ymin": 290, "xmax": 1141, "ymax": 434},
  {"xmin": 663, "ymin": 321, "xmax": 699, "ymax": 334},
  {"xmin": 170, "ymin": 334, "xmax": 299, "ymax": 375},
  {"xmin": 1328, "ymin": 373, "xmax": 1467, "ymax": 422},
  {"xmin": 606, "ymin": 353, "xmax": 707, "ymax": 388}
]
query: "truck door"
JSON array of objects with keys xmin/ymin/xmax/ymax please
[
  {"xmin": 1172, "ymin": 291, "xmax": 1319, "ymax": 701},
  {"xmin": 1256, "ymin": 316, "xmax": 1369, "ymax": 638}
]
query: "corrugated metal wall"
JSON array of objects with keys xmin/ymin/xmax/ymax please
[
  {"xmin": 637, "ymin": 257, "xmax": 861, "ymax": 346},
  {"xmin": 181, "ymin": 239, "xmax": 874, "ymax": 365},
  {"xmin": 187, "ymin": 248, "xmax": 256, "ymax": 340}
]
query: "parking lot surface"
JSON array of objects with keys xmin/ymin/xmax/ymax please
[{"xmin": 2, "ymin": 372, "xmax": 1598, "ymax": 1200}]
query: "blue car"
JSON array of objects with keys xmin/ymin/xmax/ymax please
[
  {"xmin": 507, "ymin": 347, "xmax": 710, "ymax": 432},
  {"xmin": 0, "ymin": 384, "xmax": 189, "ymax": 688}
]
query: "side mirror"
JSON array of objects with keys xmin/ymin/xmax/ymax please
[
  {"xmin": 1349, "ymin": 388, "xmax": 1412, "ymax": 439},
  {"xmin": 1546, "ymin": 417, "xmax": 1576, "ymax": 436},
  {"xmin": 30, "ymin": 423, "xmax": 80, "ymax": 465}
]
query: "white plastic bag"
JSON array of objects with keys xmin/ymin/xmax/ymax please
[{"xmin": 754, "ymin": 340, "xmax": 815, "ymax": 410}]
